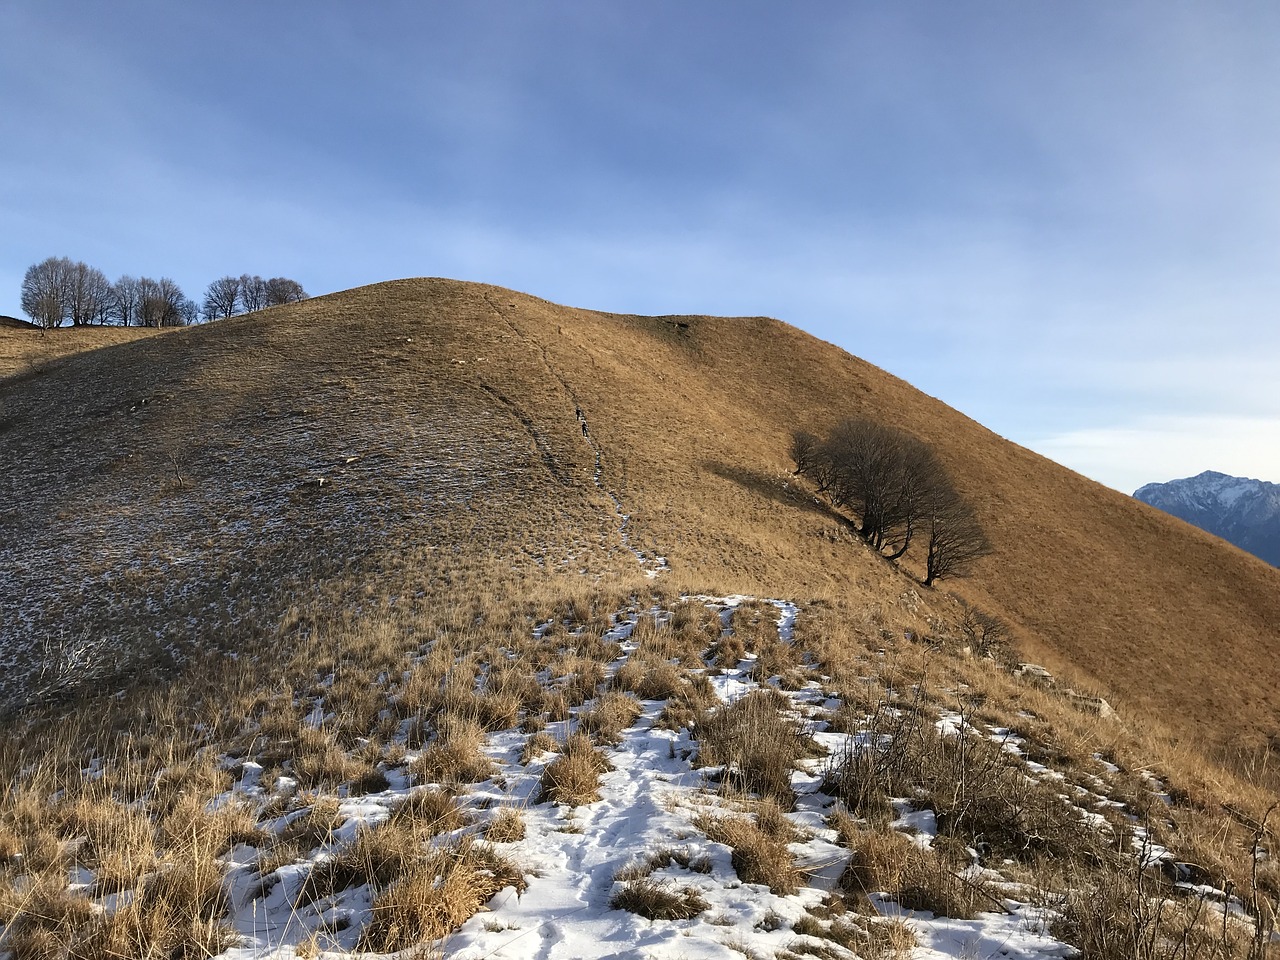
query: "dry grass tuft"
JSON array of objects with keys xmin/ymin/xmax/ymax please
[
  {"xmin": 579, "ymin": 691, "xmax": 643, "ymax": 744},
  {"xmin": 388, "ymin": 787, "xmax": 470, "ymax": 834},
  {"xmin": 611, "ymin": 878, "xmax": 709, "ymax": 920},
  {"xmin": 484, "ymin": 806, "xmax": 526, "ymax": 843},
  {"xmin": 358, "ymin": 840, "xmax": 524, "ymax": 952},
  {"xmin": 413, "ymin": 713, "xmax": 496, "ymax": 786},
  {"xmin": 694, "ymin": 688, "xmax": 818, "ymax": 806},
  {"xmin": 537, "ymin": 732, "xmax": 611, "ymax": 806},
  {"xmin": 696, "ymin": 813, "xmax": 802, "ymax": 895}
]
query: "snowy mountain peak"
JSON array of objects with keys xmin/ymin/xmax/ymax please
[{"xmin": 1134, "ymin": 471, "xmax": 1280, "ymax": 566}]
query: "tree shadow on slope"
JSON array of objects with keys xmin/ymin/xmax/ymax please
[{"xmin": 705, "ymin": 461, "xmax": 848, "ymax": 524}]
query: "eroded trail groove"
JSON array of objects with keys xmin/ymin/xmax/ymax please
[{"xmin": 483, "ymin": 293, "xmax": 668, "ymax": 578}]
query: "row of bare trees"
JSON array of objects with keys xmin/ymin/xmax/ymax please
[
  {"xmin": 791, "ymin": 419, "xmax": 991, "ymax": 585},
  {"xmin": 201, "ymin": 274, "xmax": 307, "ymax": 320},
  {"xmin": 18, "ymin": 257, "xmax": 307, "ymax": 329}
]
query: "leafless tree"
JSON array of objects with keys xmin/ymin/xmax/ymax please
[
  {"xmin": 791, "ymin": 417, "xmax": 992, "ymax": 583},
  {"xmin": 239, "ymin": 274, "xmax": 268, "ymax": 312},
  {"xmin": 924, "ymin": 491, "xmax": 991, "ymax": 586},
  {"xmin": 137, "ymin": 276, "xmax": 188, "ymax": 327},
  {"xmin": 66, "ymin": 261, "xmax": 113, "ymax": 326},
  {"xmin": 110, "ymin": 275, "xmax": 140, "ymax": 326},
  {"xmin": 264, "ymin": 277, "xmax": 307, "ymax": 305},
  {"xmin": 202, "ymin": 275, "xmax": 241, "ymax": 319},
  {"xmin": 20, "ymin": 256, "xmax": 73, "ymax": 329},
  {"xmin": 819, "ymin": 419, "xmax": 940, "ymax": 554}
]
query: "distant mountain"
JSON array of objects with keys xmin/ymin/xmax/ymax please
[{"xmin": 1134, "ymin": 470, "xmax": 1280, "ymax": 566}]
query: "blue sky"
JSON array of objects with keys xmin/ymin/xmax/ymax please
[{"xmin": 3, "ymin": 2, "xmax": 1279, "ymax": 492}]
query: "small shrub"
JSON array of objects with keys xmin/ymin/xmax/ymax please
[
  {"xmin": 389, "ymin": 788, "xmax": 469, "ymax": 834},
  {"xmin": 413, "ymin": 713, "xmax": 496, "ymax": 785},
  {"xmin": 694, "ymin": 689, "xmax": 817, "ymax": 806},
  {"xmin": 358, "ymin": 840, "xmax": 525, "ymax": 951}
]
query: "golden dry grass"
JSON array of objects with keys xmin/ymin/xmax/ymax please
[{"xmin": 2, "ymin": 278, "xmax": 1279, "ymax": 955}]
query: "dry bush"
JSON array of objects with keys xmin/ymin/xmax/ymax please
[
  {"xmin": 0, "ymin": 880, "xmax": 97, "ymax": 957},
  {"xmin": 290, "ymin": 725, "xmax": 369, "ymax": 790},
  {"xmin": 825, "ymin": 698, "xmax": 1105, "ymax": 865},
  {"xmin": 611, "ymin": 878, "xmax": 708, "ymax": 920},
  {"xmin": 696, "ymin": 813, "xmax": 802, "ymax": 895},
  {"xmin": 1053, "ymin": 862, "xmax": 1273, "ymax": 960},
  {"xmin": 158, "ymin": 793, "xmax": 265, "ymax": 855},
  {"xmin": 710, "ymin": 634, "xmax": 746, "ymax": 669},
  {"xmin": 890, "ymin": 846, "xmax": 990, "ymax": 920},
  {"xmin": 484, "ymin": 806, "xmax": 526, "ymax": 843},
  {"xmin": 579, "ymin": 691, "xmax": 643, "ymax": 744},
  {"xmin": 55, "ymin": 796, "xmax": 157, "ymax": 895},
  {"xmin": 652, "ymin": 675, "xmax": 719, "ymax": 731},
  {"xmin": 694, "ymin": 689, "xmax": 818, "ymax": 806},
  {"xmin": 8, "ymin": 851, "xmax": 236, "ymax": 960},
  {"xmin": 358, "ymin": 840, "xmax": 524, "ymax": 952},
  {"xmin": 837, "ymin": 821, "xmax": 915, "ymax": 898},
  {"xmin": 413, "ymin": 713, "xmax": 496, "ymax": 786},
  {"xmin": 554, "ymin": 657, "xmax": 607, "ymax": 708},
  {"xmin": 537, "ymin": 732, "xmax": 611, "ymax": 806}
]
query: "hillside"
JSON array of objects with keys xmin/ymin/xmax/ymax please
[
  {"xmin": 6, "ymin": 277, "xmax": 1276, "ymax": 749},
  {"xmin": 2, "ymin": 277, "xmax": 1279, "ymax": 959},
  {"xmin": 0, "ymin": 324, "xmax": 169, "ymax": 382},
  {"xmin": 1136, "ymin": 470, "xmax": 1280, "ymax": 567}
]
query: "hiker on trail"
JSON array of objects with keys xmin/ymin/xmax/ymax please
[{"xmin": 581, "ymin": 421, "xmax": 590, "ymax": 438}]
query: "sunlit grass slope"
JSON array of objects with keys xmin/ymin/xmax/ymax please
[{"xmin": 1, "ymin": 277, "xmax": 1277, "ymax": 751}]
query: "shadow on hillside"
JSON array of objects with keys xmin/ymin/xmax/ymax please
[{"xmin": 706, "ymin": 461, "xmax": 838, "ymax": 520}]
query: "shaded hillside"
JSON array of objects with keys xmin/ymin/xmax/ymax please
[{"xmin": 2, "ymin": 278, "xmax": 1278, "ymax": 750}]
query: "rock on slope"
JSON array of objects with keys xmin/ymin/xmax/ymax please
[{"xmin": 1135, "ymin": 470, "xmax": 1280, "ymax": 566}]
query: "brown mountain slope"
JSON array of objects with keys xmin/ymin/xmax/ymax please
[
  {"xmin": 0, "ymin": 324, "xmax": 169, "ymax": 381},
  {"xmin": 1, "ymin": 277, "xmax": 1276, "ymax": 750}
]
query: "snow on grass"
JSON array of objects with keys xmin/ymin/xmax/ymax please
[{"xmin": 4, "ymin": 594, "xmax": 1251, "ymax": 960}]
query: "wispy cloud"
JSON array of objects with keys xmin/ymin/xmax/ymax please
[{"xmin": 1034, "ymin": 415, "xmax": 1280, "ymax": 493}]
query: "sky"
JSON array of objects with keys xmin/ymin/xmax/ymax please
[{"xmin": 3, "ymin": 2, "xmax": 1278, "ymax": 493}]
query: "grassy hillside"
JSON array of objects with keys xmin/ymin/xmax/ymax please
[
  {"xmin": 2, "ymin": 278, "xmax": 1278, "ymax": 959},
  {"xmin": 2, "ymin": 278, "xmax": 1277, "ymax": 746}
]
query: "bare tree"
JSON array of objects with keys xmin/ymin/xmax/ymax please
[
  {"xmin": 264, "ymin": 277, "xmax": 307, "ymax": 305},
  {"xmin": 137, "ymin": 277, "xmax": 188, "ymax": 327},
  {"xmin": 924, "ymin": 491, "xmax": 991, "ymax": 586},
  {"xmin": 20, "ymin": 256, "xmax": 73, "ymax": 329},
  {"xmin": 790, "ymin": 417, "xmax": 992, "ymax": 583},
  {"xmin": 202, "ymin": 275, "xmax": 241, "ymax": 319},
  {"xmin": 110, "ymin": 275, "xmax": 140, "ymax": 326},
  {"xmin": 66, "ymin": 261, "xmax": 113, "ymax": 326},
  {"xmin": 239, "ymin": 274, "xmax": 267, "ymax": 312}
]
